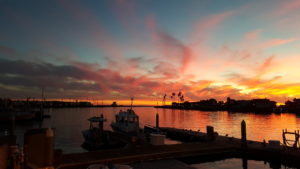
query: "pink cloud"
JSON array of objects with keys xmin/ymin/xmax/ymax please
[
  {"xmin": 190, "ymin": 10, "xmax": 236, "ymax": 44},
  {"xmin": 275, "ymin": 0, "xmax": 300, "ymax": 16},
  {"xmin": 145, "ymin": 16, "xmax": 194, "ymax": 74},
  {"xmin": 244, "ymin": 29, "xmax": 263, "ymax": 40},
  {"xmin": 260, "ymin": 38, "xmax": 297, "ymax": 49}
]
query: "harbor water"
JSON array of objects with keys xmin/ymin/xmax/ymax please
[{"xmin": 13, "ymin": 107, "xmax": 300, "ymax": 169}]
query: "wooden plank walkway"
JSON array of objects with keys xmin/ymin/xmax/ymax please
[
  {"xmin": 57, "ymin": 142, "xmax": 238, "ymax": 169},
  {"xmin": 56, "ymin": 127, "xmax": 300, "ymax": 169},
  {"xmin": 130, "ymin": 159, "xmax": 194, "ymax": 169}
]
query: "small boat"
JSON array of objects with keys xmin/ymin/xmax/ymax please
[
  {"xmin": 82, "ymin": 114, "xmax": 108, "ymax": 150},
  {"xmin": 110, "ymin": 109, "xmax": 140, "ymax": 136}
]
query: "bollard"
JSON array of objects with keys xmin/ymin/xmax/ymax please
[
  {"xmin": 241, "ymin": 120, "xmax": 247, "ymax": 148},
  {"xmin": 242, "ymin": 156, "xmax": 248, "ymax": 169},
  {"xmin": 45, "ymin": 128, "xmax": 54, "ymax": 166},
  {"xmin": 156, "ymin": 113, "xmax": 159, "ymax": 128},
  {"xmin": 24, "ymin": 128, "xmax": 55, "ymax": 168},
  {"xmin": 206, "ymin": 126, "xmax": 214, "ymax": 141}
]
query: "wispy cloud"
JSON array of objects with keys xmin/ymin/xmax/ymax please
[
  {"xmin": 275, "ymin": 0, "xmax": 300, "ymax": 16},
  {"xmin": 0, "ymin": 45, "xmax": 18, "ymax": 58},
  {"xmin": 260, "ymin": 38, "xmax": 297, "ymax": 49},
  {"xmin": 244, "ymin": 29, "xmax": 263, "ymax": 40}
]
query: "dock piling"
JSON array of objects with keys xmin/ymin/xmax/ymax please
[
  {"xmin": 241, "ymin": 120, "xmax": 247, "ymax": 148},
  {"xmin": 206, "ymin": 126, "xmax": 214, "ymax": 141},
  {"xmin": 242, "ymin": 156, "xmax": 248, "ymax": 169},
  {"xmin": 156, "ymin": 113, "xmax": 159, "ymax": 128}
]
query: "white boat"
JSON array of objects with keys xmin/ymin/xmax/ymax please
[{"xmin": 111, "ymin": 109, "xmax": 140, "ymax": 136}]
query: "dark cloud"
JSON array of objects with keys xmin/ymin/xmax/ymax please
[
  {"xmin": 0, "ymin": 59, "xmax": 86, "ymax": 78},
  {"xmin": 0, "ymin": 45, "xmax": 18, "ymax": 58},
  {"xmin": 0, "ymin": 59, "xmax": 102, "ymax": 98}
]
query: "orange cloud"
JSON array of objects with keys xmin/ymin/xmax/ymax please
[{"xmin": 256, "ymin": 55, "xmax": 276, "ymax": 76}]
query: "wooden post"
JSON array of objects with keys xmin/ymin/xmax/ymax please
[
  {"xmin": 242, "ymin": 156, "xmax": 248, "ymax": 169},
  {"xmin": 45, "ymin": 128, "xmax": 54, "ymax": 166},
  {"xmin": 241, "ymin": 120, "xmax": 247, "ymax": 148},
  {"xmin": 156, "ymin": 113, "xmax": 159, "ymax": 128},
  {"xmin": 206, "ymin": 126, "xmax": 214, "ymax": 141}
]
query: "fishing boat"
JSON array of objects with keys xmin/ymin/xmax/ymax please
[
  {"xmin": 82, "ymin": 114, "xmax": 126, "ymax": 151},
  {"xmin": 110, "ymin": 98, "xmax": 141, "ymax": 136},
  {"xmin": 110, "ymin": 109, "xmax": 140, "ymax": 136},
  {"xmin": 82, "ymin": 114, "xmax": 108, "ymax": 150}
]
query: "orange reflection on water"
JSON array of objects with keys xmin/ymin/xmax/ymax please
[
  {"xmin": 35, "ymin": 107, "xmax": 300, "ymax": 153},
  {"xmin": 132, "ymin": 108, "xmax": 300, "ymax": 142}
]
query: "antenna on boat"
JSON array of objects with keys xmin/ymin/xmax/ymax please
[
  {"xmin": 41, "ymin": 87, "xmax": 44, "ymax": 101},
  {"xmin": 101, "ymin": 98, "xmax": 104, "ymax": 116},
  {"xmin": 130, "ymin": 97, "xmax": 134, "ymax": 110}
]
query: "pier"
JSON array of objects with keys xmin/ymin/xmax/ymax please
[
  {"xmin": 3, "ymin": 121, "xmax": 300, "ymax": 169},
  {"xmin": 57, "ymin": 142, "xmax": 237, "ymax": 169},
  {"xmin": 54, "ymin": 122, "xmax": 300, "ymax": 169}
]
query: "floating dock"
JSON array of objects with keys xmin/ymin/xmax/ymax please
[
  {"xmin": 14, "ymin": 121, "xmax": 300, "ymax": 169},
  {"xmin": 55, "ymin": 124, "xmax": 300, "ymax": 169}
]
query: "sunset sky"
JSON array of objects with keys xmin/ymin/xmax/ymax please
[{"xmin": 1, "ymin": 0, "xmax": 300, "ymax": 105}]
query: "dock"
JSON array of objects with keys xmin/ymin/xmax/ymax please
[
  {"xmin": 8, "ymin": 121, "xmax": 300, "ymax": 169},
  {"xmin": 57, "ymin": 142, "xmax": 237, "ymax": 169},
  {"xmin": 55, "ymin": 123, "xmax": 300, "ymax": 169}
]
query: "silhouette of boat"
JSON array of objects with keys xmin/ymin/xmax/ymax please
[
  {"xmin": 82, "ymin": 114, "xmax": 126, "ymax": 151},
  {"xmin": 82, "ymin": 114, "xmax": 108, "ymax": 150},
  {"xmin": 110, "ymin": 109, "xmax": 141, "ymax": 136}
]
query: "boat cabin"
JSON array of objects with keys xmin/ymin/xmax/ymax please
[
  {"xmin": 115, "ymin": 109, "xmax": 139, "ymax": 126},
  {"xmin": 88, "ymin": 115, "xmax": 106, "ymax": 130}
]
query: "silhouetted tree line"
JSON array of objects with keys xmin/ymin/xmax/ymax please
[
  {"xmin": 162, "ymin": 97, "xmax": 282, "ymax": 113},
  {"xmin": 284, "ymin": 98, "xmax": 300, "ymax": 113}
]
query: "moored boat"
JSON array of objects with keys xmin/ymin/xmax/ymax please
[
  {"xmin": 82, "ymin": 114, "xmax": 108, "ymax": 150},
  {"xmin": 82, "ymin": 114, "xmax": 126, "ymax": 151},
  {"xmin": 110, "ymin": 109, "xmax": 141, "ymax": 136}
]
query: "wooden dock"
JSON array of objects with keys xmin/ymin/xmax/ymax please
[
  {"xmin": 57, "ymin": 142, "xmax": 237, "ymax": 169},
  {"xmin": 54, "ymin": 126, "xmax": 300, "ymax": 169}
]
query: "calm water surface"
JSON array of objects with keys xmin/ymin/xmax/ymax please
[
  {"xmin": 15, "ymin": 107, "xmax": 300, "ymax": 154},
  {"xmin": 190, "ymin": 158, "xmax": 289, "ymax": 169}
]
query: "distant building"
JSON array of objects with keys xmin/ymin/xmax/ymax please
[{"xmin": 111, "ymin": 101, "xmax": 118, "ymax": 107}]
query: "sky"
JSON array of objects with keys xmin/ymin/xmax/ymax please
[{"xmin": 1, "ymin": 0, "xmax": 300, "ymax": 105}]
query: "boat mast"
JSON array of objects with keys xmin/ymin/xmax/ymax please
[
  {"xmin": 101, "ymin": 98, "xmax": 103, "ymax": 116},
  {"xmin": 130, "ymin": 97, "xmax": 134, "ymax": 110}
]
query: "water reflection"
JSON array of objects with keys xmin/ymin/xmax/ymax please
[
  {"xmin": 14, "ymin": 107, "xmax": 300, "ymax": 153},
  {"xmin": 190, "ymin": 158, "xmax": 292, "ymax": 169}
]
